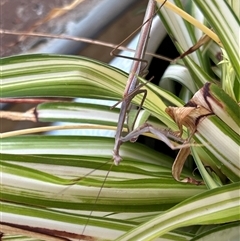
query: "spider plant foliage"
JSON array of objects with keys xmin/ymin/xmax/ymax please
[{"xmin": 1, "ymin": 0, "xmax": 239, "ymax": 241}]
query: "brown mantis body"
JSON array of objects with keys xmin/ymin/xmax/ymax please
[{"xmin": 112, "ymin": 0, "xmax": 157, "ymax": 165}]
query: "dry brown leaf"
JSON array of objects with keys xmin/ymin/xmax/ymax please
[
  {"xmin": 172, "ymin": 147, "xmax": 203, "ymax": 184},
  {"xmin": 166, "ymin": 87, "xmax": 214, "ymax": 184},
  {"xmin": 0, "ymin": 108, "xmax": 37, "ymax": 122},
  {"xmin": 0, "ymin": 223, "xmax": 70, "ymax": 241},
  {"xmin": 165, "ymin": 105, "xmax": 212, "ymax": 137}
]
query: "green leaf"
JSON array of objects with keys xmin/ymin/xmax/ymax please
[
  {"xmin": 193, "ymin": 0, "xmax": 240, "ymax": 80},
  {"xmin": 190, "ymin": 222, "xmax": 240, "ymax": 241},
  {"xmin": 116, "ymin": 182, "xmax": 240, "ymax": 240}
]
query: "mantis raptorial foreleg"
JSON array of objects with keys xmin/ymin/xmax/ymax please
[{"xmin": 117, "ymin": 122, "xmax": 190, "ymax": 151}]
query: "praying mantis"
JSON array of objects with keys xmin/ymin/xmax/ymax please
[{"xmin": 112, "ymin": 0, "xmax": 157, "ymax": 165}]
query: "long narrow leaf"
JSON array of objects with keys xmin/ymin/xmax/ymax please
[
  {"xmin": 193, "ymin": 0, "xmax": 240, "ymax": 80},
  {"xmin": 116, "ymin": 182, "xmax": 240, "ymax": 240}
]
